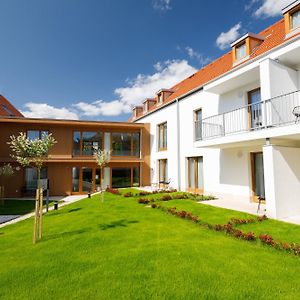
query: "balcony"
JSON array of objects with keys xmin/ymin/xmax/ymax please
[{"xmin": 195, "ymin": 90, "xmax": 300, "ymax": 141}]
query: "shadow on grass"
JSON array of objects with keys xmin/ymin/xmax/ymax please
[
  {"xmin": 98, "ymin": 219, "xmax": 139, "ymax": 230},
  {"xmin": 43, "ymin": 227, "xmax": 91, "ymax": 241},
  {"xmin": 68, "ymin": 208, "xmax": 82, "ymax": 213}
]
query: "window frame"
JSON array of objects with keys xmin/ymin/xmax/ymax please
[
  {"xmin": 72, "ymin": 130, "xmax": 104, "ymax": 157},
  {"xmin": 26, "ymin": 130, "xmax": 49, "ymax": 141},
  {"xmin": 110, "ymin": 132, "xmax": 140, "ymax": 157},
  {"xmin": 187, "ymin": 156, "xmax": 204, "ymax": 193},
  {"xmin": 157, "ymin": 122, "xmax": 167, "ymax": 151},
  {"xmin": 290, "ymin": 8, "xmax": 300, "ymax": 30},
  {"xmin": 158, "ymin": 159, "xmax": 168, "ymax": 183},
  {"xmin": 194, "ymin": 108, "xmax": 202, "ymax": 141}
]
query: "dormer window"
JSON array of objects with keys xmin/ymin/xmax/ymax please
[
  {"xmin": 236, "ymin": 42, "xmax": 246, "ymax": 61},
  {"xmin": 158, "ymin": 93, "xmax": 163, "ymax": 104},
  {"xmin": 291, "ymin": 9, "xmax": 300, "ymax": 29},
  {"xmin": 143, "ymin": 102, "xmax": 147, "ymax": 112},
  {"xmin": 283, "ymin": 1, "xmax": 300, "ymax": 35},
  {"xmin": 231, "ymin": 33, "xmax": 264, "ymax": 65}
]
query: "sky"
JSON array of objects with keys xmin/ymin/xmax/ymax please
[{"xmin": 0, "ymin": 0, "xmax": 292, "ymax": 121}]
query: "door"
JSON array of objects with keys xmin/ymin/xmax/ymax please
[
  {"xmin": 251, "ymin": 153, "xmax": 265, "ymax": 201},
  {"xmin": 248, "ymin": 88, "xmax": 262, "ymax": 129},
  {"xmin": 187, "ymin": 157, "xmax": 204, "ymax": 193}
]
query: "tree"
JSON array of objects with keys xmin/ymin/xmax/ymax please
[
  {"xmin": 8, "ymin": 132, "xmax": 56, "ymax": 244},
  {"xmin": 0, "ymin": 163, "xmax": 14, "ymax": 200},
  {"xmin": 94, "ymin": 149, "xmax": 111, "ymax": 202}
]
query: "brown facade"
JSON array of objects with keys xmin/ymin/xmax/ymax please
[{"xmin": 0, "ymin": 117, "xmax": 151, "ymax": 198}]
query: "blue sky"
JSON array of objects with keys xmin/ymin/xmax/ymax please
[{"xmin": 0, "ymin": 0, "xmax": 291, "ymax": 121}]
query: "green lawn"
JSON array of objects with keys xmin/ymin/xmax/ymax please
[{"xmin": 1, "ymin": 190, "xmax": 300, "ymax": 299}]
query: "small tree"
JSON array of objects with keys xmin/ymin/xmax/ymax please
[
  {"xmin": 0, "ymin": 163, "xmax": 14, "ymax": 200},
  {"xmin": 8, "ymin": 132, "xmax": 56, "ymax": 244},
  {"xmin": 94, "ymin": 149, "xmax": 111, "ymax": 202}
]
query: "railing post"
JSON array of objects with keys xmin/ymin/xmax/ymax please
[
  {"xmin": 222, "ymin": 113, "xmax": 225, "ymax": 136},
  {"xmin": 263, "ymin": 100, "xmax": 267, "ymax": 129}
]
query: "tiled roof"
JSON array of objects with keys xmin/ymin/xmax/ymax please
[
  {"xmin": 132, "ymin": 18, "xmax": 299, "ymax": 121},
  {"xmin": 0, "ymin": 95, "xmax": 24, "ymax": 117}
]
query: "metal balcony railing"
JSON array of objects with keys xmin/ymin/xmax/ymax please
[{"xmin": 195, "ymin": 90, "xmax": 300, "ymax": 141}]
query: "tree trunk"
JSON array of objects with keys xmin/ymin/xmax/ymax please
[
  {"xmin": 33, "ymin": 188, "xmax": 39, "ymax": 244},
  {"xmin": 101, "ymin": 167, "xmax": 104, "ymax": 203},
  {"xmin": 37, "ymin": 167, "xmax": 43, "ymax": 240}
]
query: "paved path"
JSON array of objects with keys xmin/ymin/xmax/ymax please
[{"xmin": 0, "ymin": 193, "xmax": 98, "ymax": 228}]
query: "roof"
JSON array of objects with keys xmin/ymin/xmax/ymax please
[
  {"xmin": 0, "ymin": 95, "xmax": 24, "ymax": 117},
  {"xmin": 0, "ymin": 116, "xmax": 146, "ymax": 128},
  {"xmin": 132, "ymin": 18, "xmax": 300, "ymax": 122}
]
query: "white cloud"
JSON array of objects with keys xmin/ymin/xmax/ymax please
[
  {"xmin": 152, "ymin": 0, "xmax": 171, "ymax": 11},
  {"xmin": 21, "ymin": 60, "xmax": 196, "ymax": 119},
  {"xmin": 74, "ymin": 59, "xmax": 196, "ymax": 117},
  {"xmin": 254, "ymin": 0, "xmax": 291, "ymax": 18},
  {"xmin": 21, "ymin": 103, "xmax": 79, "ymax": 120},
  {"xmin": 185, "ymin": 46, "xmax": 212, "ymax": 66},
  {"xmin": 216, "ymin": 23, "xmax": 242, "ymax": 50}
]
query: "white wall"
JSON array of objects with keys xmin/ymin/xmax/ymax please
[
  {"xmin": 136, "ymin": 103, "xmax": 179, "ymax": 189},
  {"xmin": 263, "ymin": 145, "xmax": 300, "ymax": 219}
]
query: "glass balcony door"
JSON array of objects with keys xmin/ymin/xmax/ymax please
[
  {"xmin": 251, "ymin": 152, "xmax": 265, "ymax": 201},
  {"xmin": 248, "ymin": 88, "xmax": 262, "ymax": 129}
]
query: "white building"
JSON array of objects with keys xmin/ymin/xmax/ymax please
[{"xmin": 131, "ymin": 1, "xmax": 300, "ymax": 220}]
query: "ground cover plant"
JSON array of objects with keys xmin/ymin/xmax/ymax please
[{"xmin": 1, "ymin": 189, "xmax": 300, "ymax": 299}]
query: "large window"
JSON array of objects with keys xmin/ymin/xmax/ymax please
[
  {"xmin": 187, "ymin": 157, "xmax": 203, "ymax": 192},
  {"xmin": 194, "ymin": 109, "xmax": 202, "ymax": 140},
  {"xmin": 236, "ymin": 42, "xmax": 246, "ymax": 61},
  {"xmin": 27, "ymin": 130, "xmax": 49, "ymax": 141},
  {"xmin": 158, "ymin": 159, "xmax": 168, "ymax": 183},
  {"xmin": 25, "ymin": 167, "xmax": 48, "ymax": 192},
  {"xmin": 291, "ymin": 9, "xmax": 300, "ymax": 29},
  {"xmin": 112, "ymin": 168, "xmax": 131, "ymax": 188},
  {"xmin": 158, "ymin": 122, "xmax": 167, "ymax": 151},
  {"xmin": 72, "ymin": 131, "xmax": 103, "ymax": 156},
  {"xmin": 111, "ymin": 132, "xmax": 140, "ymax": 156}
]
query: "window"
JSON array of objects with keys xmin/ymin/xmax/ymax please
[
  {"xmin": 143, "ymin": 102, "xmax": 147, "ymax": 112},
  {"xmin": 72, "ymin": 167, "xmax": 80, "ymax": 192},
  {"xmin": 158, "ymin": 122, "xmax": 167, "ymax": 151},
  {"xmin": 111, "ymin": 132, "xmax": 140, "ymax": 156},
  {"xmin": 158, "ymin": 159, "xmax": 168, "ymax": 183},
  {"xmin": 187, "ymin": 157, "xmax": 203, "ymax": 192},
  {"xmin": 194, "ymin": 109, "xmax": 202, "ymax": 140},
  {"xmin": 27, "ymin": 130, "xmax": 48, "ymax": 141},
  {"xmin": 25, "ymin": 167, "xmax": 48, "ymax": 192},
  {"xmin": 72, "ymin": 131, "xmax": 103, "ymax": 156},
  {"xmin": 158, "ymin": 93, "xmax": 163, "ymax": 104},
  {"xmin": 291, "ymin": 9, "xmax": 300, "ymax": 29},
  {"xmin": 236, "ymin": 42, "xmax": 246, "ymax": 61}
]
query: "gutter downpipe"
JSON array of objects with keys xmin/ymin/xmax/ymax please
[{"xmin": 176, "ymin": 98, "xmax": 181, "ymax": 191}]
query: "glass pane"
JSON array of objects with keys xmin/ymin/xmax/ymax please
[
  {"xmin": 25, "ymin": 167, "xmax": 47, "ymax": 191},
  {"xmin": 255, "ymin": 154, "xmax": 265, "ymax": 198},
  {"xmin": 82, "ymin": 132, "xmax": 102, "ymax": 156},
  {"xmin": 163, "ymin": 123, "xmax": 167, "ymax": 149},
  {"xmin": 72, "ymin": 167, "xmax": 80, "ymax": 192},
  {"xmin": 236, "ymin": 43, "xmax": 246, "ymax": 60},
  {"xmin": 112, "ymin": 168, "xmax": 131, "ymax": 188},
  {"xmin": 132, "ymin": 133, "xmax": 140, "ymax": 156},
  {"xmin": 292, "ymin": 10, "xmax": 300, "ymax": 29},
  {"xmin": 112, "ymin": 133, "xmax": 131, "ymax": 156},
  {"xmin": 197, "ymin": 157, "xmax": 204, "ymax": 189},
  {"xmin": 27, "ymin": 130, "xmax": 40, "ymax": 141},
  {"xmin": 159, "ymin": 125, "xmax": 164, "ymax": 149},
  {"xmin": 73, "ymin": 131, "xmax": 81, "ymax": 156},
  {"xmin": 133, "ymin": 167, "xmax": 140, "ymax": 187},
  {"xmin": 95, "ymin": 169, "xmax": 101, "ymax": 192},
  {"xmin": 82, "ymin": 167, "xmax": 93, "ymax": 192},
  {"xmin": 40, "ymin": 131, "xmax": 49, "ymax": 138},
  {"xmin": 189, "ymin": 159, "xmax": 195, "ymax": 189}
]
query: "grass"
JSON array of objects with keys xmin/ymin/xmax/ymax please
[
  {"xmin": 1, "ymin": 189, "xmax": 300, "ymax": 299},
  {"xmin": 0, "ymin": 199, "xmax": 57, "ymax": 215}
]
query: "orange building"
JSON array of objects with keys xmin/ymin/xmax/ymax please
[{"xmin": 0, "ymin": 97, "xmax": 150, "ymax": 198}]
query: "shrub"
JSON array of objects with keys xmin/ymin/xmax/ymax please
[
  {"xmin": 214, "ymin": 224, "xmax": 223, "ymax": 231},
  {"xmin": 138, "ymin": 198, "xmax": 150, "ymax": 204},
  {"xmin": 123, "ymin": 192, "xmax": 133, "ymax": 198},
  {"xmin": 172, "ymin": 193, "xmax": 188, "ymax": 200},
  {"xmin": 243, "ymin": 232, "xmax": 256, "ymax": 241},
  {"xmin": 161, "ymin": 194, "xmax": 172, "ymax": 201},
  {"xmin": 106, "ymin": 187, "xmax": 120, "ymax": 195},
  {"xmin": 230, "ymin": 218, "xmax": 256, "ymax": 225},
  {"xmin": 151, "ymin": 203, "xmax": 158, "ymax": 208},
  {"xmin": 291, "ymin": 243, "xmax": 300, "ymax": 256},
  {"xmin": 259, "ymin": 234, "xmax": 274, "ymax": 246},
  {"xmin": 139, "ymin": 191, "xmax": 151, "ymax": 196},
  {"xmin": 257, "ymin": 215, "xmax": 268, "ymax": 222}
]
